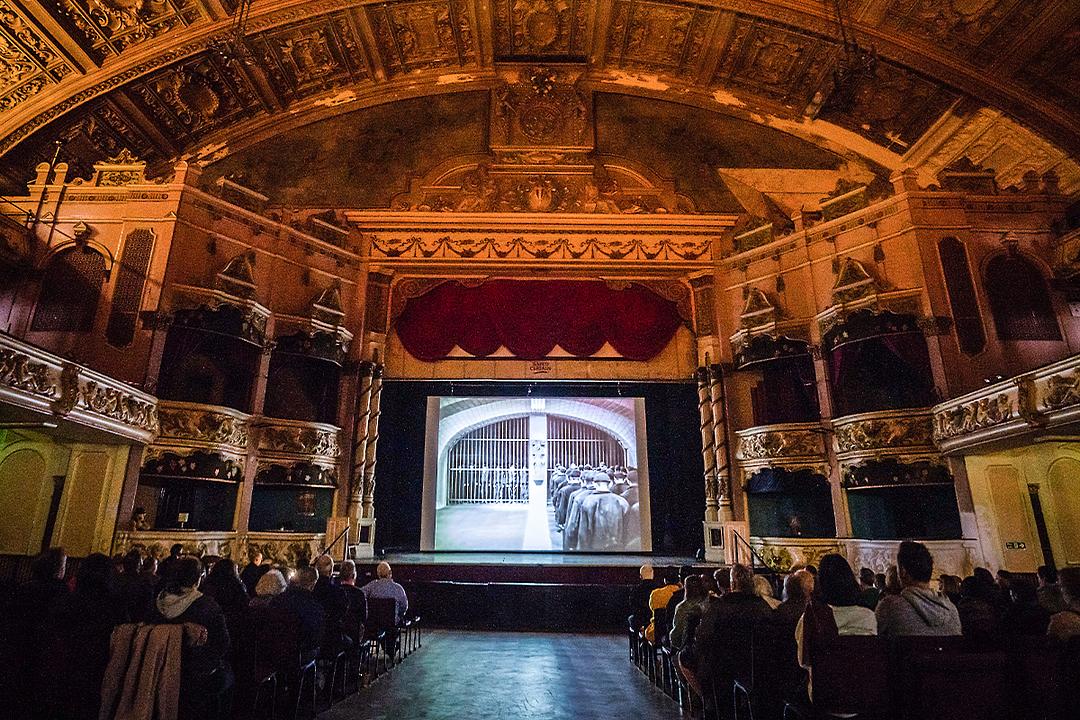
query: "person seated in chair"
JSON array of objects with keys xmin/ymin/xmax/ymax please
[
  {"xmin": 362, "ymin": 562, "xmax": 408, "ymax": 624},
  {"xmin": 148, "ymin": 556, "xmax": 232, "ymax": 719},
  {"xmin": 313, "ymin": 555, "xmax": 351, "ymax": 656},
  {"xmin": 270, "ymin": 566, "xmax": 325, "ymax": 664},
  {"xmin": 338, "ymin": 560, "xmax": 368, "ymax": 645},
  {"xmin": 875, "ymin": 541, "xmax": 961, "ymax": 637}
]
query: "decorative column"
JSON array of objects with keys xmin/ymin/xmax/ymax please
[
  {"xmin": 361, "ymin": 364, "xmax": 384, "ymax": 519},
  {"xmin": 709, "ymin": 363, "xmax": 734, "ymax": 521},
  {"xmin": 348, "ymin": 361, "xmax": 374, "ymax": 520},
  {"xmin": 697, "ymin": 367, "xmax": 719, "ymax": 522}
]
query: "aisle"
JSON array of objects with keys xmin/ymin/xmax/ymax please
[{"xmin": 322, "ymin": 630, "xmax": 684, "ymax": 720}]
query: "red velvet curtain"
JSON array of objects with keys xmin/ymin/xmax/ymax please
[{"xmin": 395, "ymin": 280, "xmax": 683, "ymax": 361}]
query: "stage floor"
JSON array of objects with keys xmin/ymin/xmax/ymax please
[{"xmin": 382, "ymin": 551, "xmax": 701, "ymax": 567}]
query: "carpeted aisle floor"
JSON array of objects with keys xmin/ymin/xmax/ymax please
[{"xmin": 321, "ymin": 630, "xmax": 684, "ymax": 720}]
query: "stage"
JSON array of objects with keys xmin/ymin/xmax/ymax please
[{"xmin": 359, "ymin": 552, "xmax": 712, "ymax": 631}]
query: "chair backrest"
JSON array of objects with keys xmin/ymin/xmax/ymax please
[
  {"xmin": 750, "ymin": 621, "xmax": 802, "ymax": 698},
  {"xmin": 898, "ymin": 648, "xmax": 1010, "ymax": 720},
  {"xmin": 249, "ymin": 606, "xmax": 308, "ymax": 672},
  {"xmin": 810, "ymin": 635, "xmax": 890, "ymax": 715},
  {"xmin": 367, "ymin": 597, "xmax": 399, "ymax": 631}
]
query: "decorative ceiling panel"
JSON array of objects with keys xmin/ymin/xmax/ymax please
[
  {"xmin": 126, "ymin": 52, "xmax": 263, "ymax": 145},
  {"xmin": 249, "ymin": 12, "xmax": 369, "ymax": 102},
  {"xmin": 1020, "ymin": 20, "xmax": 1080, "ymax": 115},
  {"xmin": 881, "ymin": 0, "xmax": 1051, "ymax": 68},
  {"xmin": 711, "ymin": 15, "xmax": 837, "ymax": 111},
  {"xmin": 55, "ymin": 0, "xmax": 205, "ymax": 62},
  {"xmin": 604, "ymin": 0, "xmax": 715, "ymax": 77},
  {"xmin": 493, "ymin": 0, "xmax": 590, "ymax": 59},
  {"xmin": 0, "ymin": 1, "xmax": 73, "ymax": 112},
  {"xmin": 365, "ymin": 0, "xmax": 476, "ymax": 77},
  {"xmin": 817, "ymin": 61, "xmax": 962, "ymax": 151}
]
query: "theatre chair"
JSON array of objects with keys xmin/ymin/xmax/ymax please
[
  {"xmin": 894, "ymin": 643, "xmax": 1010, "ymax": 720},
  {"xmin": 230, "ymin": 613, "xmax": 277, "ymax": 720},
  {"xmin": 783, "ymin": 635, "xmax": 890, "ymax": 720},
  {"xmin": 367, "ymin": 597, "xmax": 406, "ymax": 666},
  {"xmin": 734, "ymin": 622, "xmax": 804, "ymax": 720},
  {"xmin": 250, "ymin": 607, "xmax": 318, "ymax": 720}
]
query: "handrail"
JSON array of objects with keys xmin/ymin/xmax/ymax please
[
  {"xmin": 730, "ymin": 528, "xmax": 773, "ymax": 572},
  {"xmin": 318, "ymin": 524, "xmax": 350, "ymax": 561}
]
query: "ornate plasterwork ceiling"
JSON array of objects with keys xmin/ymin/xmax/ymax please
[{"xmin": 0, "ymin": 0, "xmax": 1077, "ymax": 194}]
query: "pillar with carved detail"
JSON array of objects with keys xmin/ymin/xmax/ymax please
[
  {"xmin": 348, "ymin": 361, "xmax": 374, "ymax": 520},
  {"xmin": 697, "ymin": 367, "xmax": 719, "ymax": 522},
  {"xmin": 709, "ymin": 364, "xmax": 734, "ymax": 521},
  {"xmin": 361, "ymin": 364, "xmax": 384, "ymax": 519}
]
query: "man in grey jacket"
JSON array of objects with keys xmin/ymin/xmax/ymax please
[{"xmin": 876, "ymin": 540, "xmax": 962, "ymax": 637}]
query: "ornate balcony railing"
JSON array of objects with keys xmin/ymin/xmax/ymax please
[
  {"xmin": 0, "ymin": 332, "xmax": 157, "ymax": 442},
  {"xmin": 735, "ymin": 421, "xmax": 828, "ymax": 473},
  {"xmin": 933, "ymin": 353, "xmax": 1080, "ymax": 454},
  {"xmin": 831, "ymin": 408, "xmax": 936, "ymax": 464}
]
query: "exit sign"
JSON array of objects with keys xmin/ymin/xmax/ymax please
[{"xmin": 1005, "ymin": 541, "xmax": 1027, "ymax": 550}]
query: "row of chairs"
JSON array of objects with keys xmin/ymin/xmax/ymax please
[
  {"xmin": 630, "ymin": 620, "xmax": 1080, "ymax": 720},
  {"xmin": 235, "ymin": 598, "xmax": 422, "ymax": 720}
]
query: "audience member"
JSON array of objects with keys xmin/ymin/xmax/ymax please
[
  {"xmin": 713, "ymin": 567, "xmax": 731, "ymax": 595},
  {"xmin": 270, "ymin": 566, "xmax": 325, "ymax": 663},
  {"xmin": 857, "ymin": 567, "xmax": 881, "ymax": 609},
  {"xmin": 140, "ymin": 555, "xmax": 159, "ymax": 588},
  {"xmin": 338, "ymin": 560, "xmax": 369, "ymax": 643},
  {"xmin": 796, "ymin": 554, "xmax": 877, "ymax": 700},
  {"xmin": 883, "ymin": 565, "xmax": 902, "ymax": 595},
  {"xmin": 201, "ymin": 558, "xmax": 249, "ymax": 615},
  {"xmin": 797, "ymin": 554, "xmax": 877, "ymax": 666},
  {"xmin": 937, "ymin": 574, "xmax": 962, "ymax": 605},
  {"xmin": 629, "ymin": 564, "xmax": 657, "ymax": 630},
  {"xmin": 645, "ymin": 574, "xmax": 679, "ymax": 643},
  {"xmin": 158, "ymin": 543, "xmax": 183, "ymax": 580},
  {"xmin": 362, "ymin": 562, "xmax": 409, "ymax": 625},
  {"xmin": 670, "ymin": 575, "xmax": 707, "ymax": 650},
  {"xmin": 1001, "ymin": 575, "xmax": 1051, "ymax": 636},
  {"xmin": 147, "ymin": 555, "xmax": 232, "ymax": 718},
  {"xmin": 1037, "ymin": 565, "xmax": 1067, "ymax": 614},
  {"xmin": 240, "ymin": 550, "xmax": 270, "ymax": 597},
  {"xmin": 1046, "ymin": 566, "xmax": 1080, "ymax": 644},
  {"xmin": 957, "ymin": 575, "xmax": 1000, "ymax": 641},
  {"xmin": 753, "ymin": 574, "xmax": 781, "ymax": 609},
  {"xmin": 873, "ymin": 572, "xmax": 887, "ymax": 594},
  {"xmin": 876, "ymin": 541, "xmax": 961, "ymax": 637},
  {"xmin": 314, "ymin": 554, "xmax": 351, "ymax": 655},
  {"xmin": 115, "ymin": 548, "xmax": 154, "ymax": 623},
  {"xmin": 775, "ymin": 569, "xmax": 814, "ymax": 634},
  {"xmin": 250, "ymin": 568, "xmax": 288, "ymax": 608},
  {"xmin": 45, "ymin": 553, "xmax": 125, "ymax": 720}
]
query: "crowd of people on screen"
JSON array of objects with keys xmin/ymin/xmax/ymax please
[
  {"xmin": 550, "ymin": 462, "xmax": 641, "ymax": 551},
  {"xmin": 631, "ymin": 540, "xmax": 1080, "ymax": 715},
  {"xmin": 0, "ymin": 545, "xmax": 409, "ymax": 719}
]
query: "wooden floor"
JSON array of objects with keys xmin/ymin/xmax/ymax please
[{"xmin": 321, "ymin": 630, "xmax": 684, "ymax": 719}]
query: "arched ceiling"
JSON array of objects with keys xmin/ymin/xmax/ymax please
[{"xmin": 0, "ymin": 0, "xmax": 1077, "ymax": 195}]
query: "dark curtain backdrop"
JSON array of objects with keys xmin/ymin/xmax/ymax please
[
  {"xmin": 395, "ymin": 281, "xmax": 684, "ymax": 361},
  {"xmin": 374, "ymin": 380, "xmax": 704, "ymax": 555},
  {"xmin": 828, "ymin": 332, "xmax": 935, "ymax": 416}
]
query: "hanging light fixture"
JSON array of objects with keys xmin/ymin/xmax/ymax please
[
  {"xmin": 820, "ymin": 0, "xmax": 877, "ymax": 115},
  {"xmin": 210, "ymin": 0, "xmax": 257, "ymax": 65}
]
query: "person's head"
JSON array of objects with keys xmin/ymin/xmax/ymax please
[
  {"xmin": 896, "ymin": 540, "xmax": 934, "ymax": 587},
  {"xmin": 752, "ymin": 574, "xmax": 775, "ymax": 600},
  {"xmin": 714, "ymin": 567, "xmax": 731, "ymax": 594},
  {"xmin": 250, "ymin": 550, "xmax": 264, "ymax": 566},
  {"xmin": 783, "ymin": 570, "xmax": 814, "ymax": 606},
  {"xmin": 996, "ymin": 569, "xmax": 1012, "ymax": 591},
  {"xmin": 639, "ymin": 564, "xmax": 654, "ymax": 581},
  {"xmin": 339, "ymin": 560, "xmax": 357, "ymax": 585},
  {"xmin": 315, "ymin": 554, "xmax": 334, "ymax": 578},
  {"xmin": 701, "ymin": 573, "xmax": 719, "ymax": 596},
  {"xmin": 938, "ymin": 574, "xmax": 960, "ymax": 597},
  {"xmin": 885, "ymin": 565, "xmax": 902, "ymax": 594},
  {"xmin": 31, "ymin": 546, "xmax": 67, "ymax": 584},
  {"xmin": 141, "ymin": 556, "xmax": 158, "ymax": 576},
  {"xmin": 123, "ymin": 548, "xmax": 143, "ymax": 576},
  {"xmin": 291, "ymin": 566, "xmax": 318, "ymax": 591},
  {"xmin": 1009, "ymin": 576, "xmax": 1038, "ymax": 605},
  {"xmin": 858, "ymin": 567, "xmax": 876, "ymax": 588},
  {"xmin": 76, "ymin": 553, "xmax": 113, "ymax": 593},
  {"xmin": 679, "ymin": 565, "xmax": 695, "ymax": 583},
  {"xmin": 169, "ymin": 543, "xmax": 183, "ymax": 558},
  {"xmin": 817, "ymin": 554, "xmax": 862, "ymax": 607},
  {"xmin": 1037, "ymin": 565, "xmax": 1058, "ymax": 587},
  {"xmin": 208, "ymin": 558, "xmax": 239, "ymax": 583},
  {"xmin": 874, "ymin": 573, "xmax": 886, "ymax": 591},
  {"xmin": 729, "ymin": 563, "xmax": 754, "ymax": 594},
  {"xmin": 163, "ymin": 555, "xmax": 204, "ymax": 595},
  {"xmin": 255, "ymin": 569, "xmax": 288, "ymax": 597},
  {"xmin": 684, "ymin": 575, "xmax": 706, "ymax": 603},
  {"xmin": 377, "ymin": 562, "xmax": 393, "ymax": 580},
  {"xmin": 1059, "ymin": 567, "xmax": 1080, "ymax": 606},
  {"xmin": 972, "ymin": 567, "xmax": 995, "ymax": 586}
]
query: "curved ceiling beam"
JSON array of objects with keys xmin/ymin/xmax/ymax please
[{"xmin": 1, "ymin": 0, "xmax": 1076, "ymax": 165}]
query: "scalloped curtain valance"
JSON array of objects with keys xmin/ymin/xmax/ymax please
[{"xmin": 395, "ymin": 280, "xmax": 683, "ymax": 361}]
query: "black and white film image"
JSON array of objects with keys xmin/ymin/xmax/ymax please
[{"xmin": 431, "ymin": 396, "xmax": 650, "ymax": 552}]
